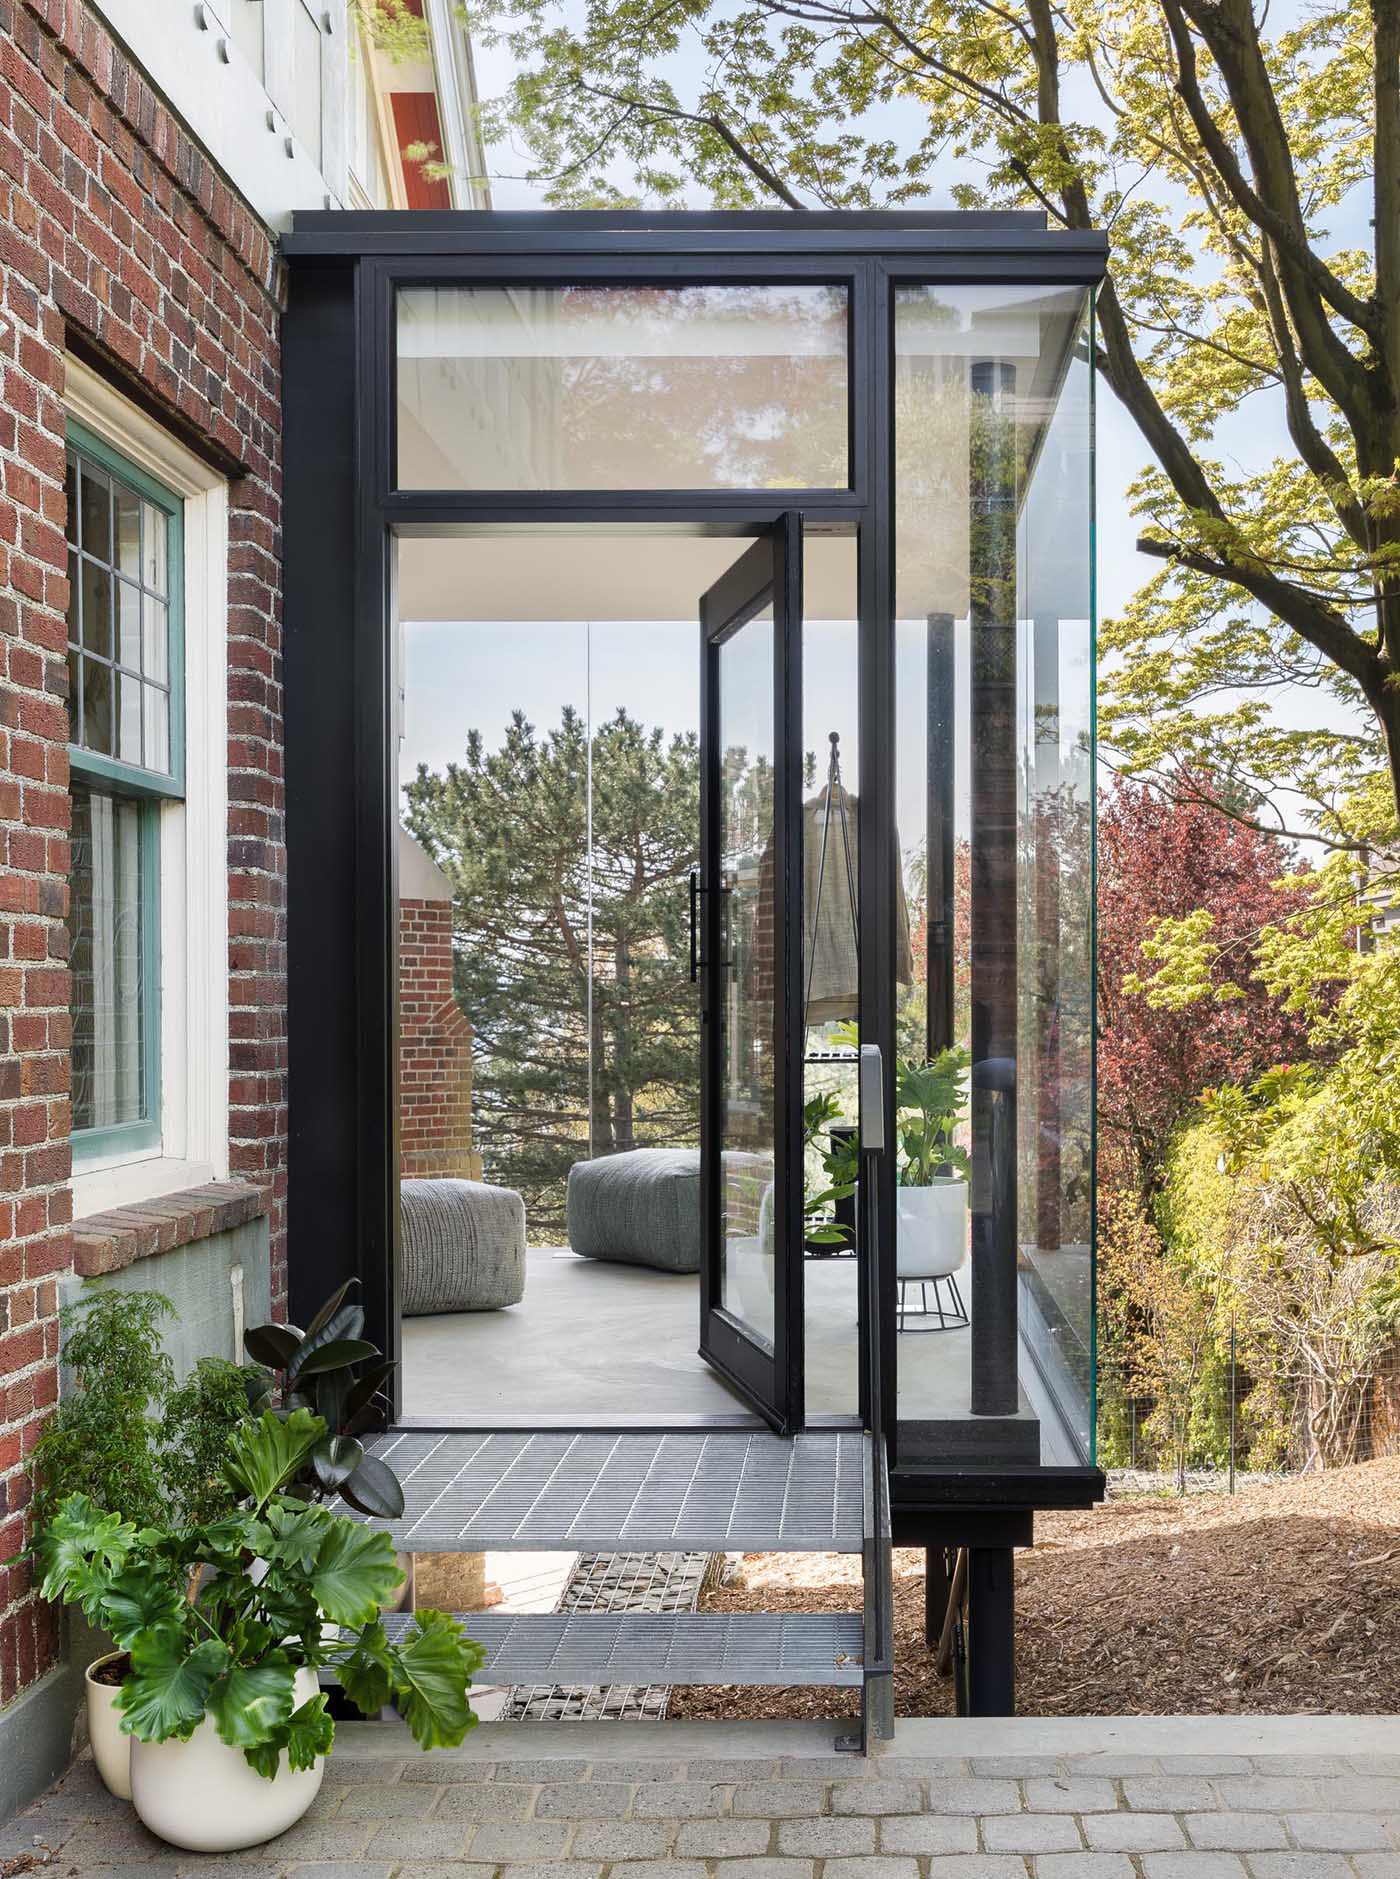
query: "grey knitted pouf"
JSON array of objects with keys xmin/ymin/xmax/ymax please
[
  {"xmin": 400, "ymin": 1178, "xmax": 527, "ymax": 1316},
  {"xmin": 566, "ymin": 1148, "xmax": 701, "ymax": 1273}
]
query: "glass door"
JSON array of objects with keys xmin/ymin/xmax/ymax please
[{"xmin": 697, "ymin": 517, "xmax": 804, "ymax": 1429}]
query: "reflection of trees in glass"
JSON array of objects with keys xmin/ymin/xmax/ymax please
[{"xmin": 404, "ymin": 706, "xmax": 700, "ymax": 1237}]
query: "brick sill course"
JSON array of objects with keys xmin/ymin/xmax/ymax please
[{"xmin": 71, "ymin": 1183, "xmax": 270, "ymax": 1279}]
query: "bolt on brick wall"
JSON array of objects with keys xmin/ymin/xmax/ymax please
[
  {"xmin": 0, "ymin": 0, "xmax": 286, "ymax": 1706},
  {"xmin": 399, "ymin": 896, "xmax": 480, "ymax": 1181}
]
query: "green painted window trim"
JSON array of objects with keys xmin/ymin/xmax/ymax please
[
  {"xmin": 65, "ymin": 416, "xmax": 186, "ymax": 798},
  {"xmin": 65, "ymin": 421, "xmax": 182, "ymax": 1167},
  {"xmin": 70, "ymin": 789, "xmax": 163, "ymax": 1167}
]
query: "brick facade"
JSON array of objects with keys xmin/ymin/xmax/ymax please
[
  {"xmin": 399, "ymin": 895, "xmax": 479, "ymax": 1181},
  {"xmin": 0, "ymin": 0, "xmax": 286, "ymax": 1707}
]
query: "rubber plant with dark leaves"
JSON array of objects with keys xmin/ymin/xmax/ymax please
[
  {"xmin": 34, "ymin": 1407, "xmax": 483, "ymax": 1776},
  {"xmin": 243, "ymin": 1281, "xmax": 405, "ymax": 1522}
]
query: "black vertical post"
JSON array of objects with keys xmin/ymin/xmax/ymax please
[
  {"xmin": 925, "ymin": 613, "xmax": 955, "ymax": 1059},
  {"xmin": 969, "ymin": 358, "xmax": 1019, "ymax": 1418},
  {"xmin": 924, "ymin": 1545, "xmax": 952, "ymax": 1649},
  {"xmin": 967, "ymin": 1546, "xmax": 1015, "ymax": 1715}
]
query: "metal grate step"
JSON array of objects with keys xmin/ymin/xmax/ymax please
[
  {"xmin": 384, "ymin": 1609, "xmax": 865, "ymax": 1687},
  {"xmin": 363, "ymin": 1430, "xmax": 868, "ymax": 1553}
]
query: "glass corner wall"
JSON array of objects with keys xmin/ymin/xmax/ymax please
[{"xmin": 893, "ymin": 283, "xmax": 1095, "ymax": 1463}]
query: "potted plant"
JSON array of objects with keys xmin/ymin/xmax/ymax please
[
  {"xmin": 894, "ymin": 1047, "xmax": 972, "ymax": 1316},
  {"xmin": 34, "ymin": 1407, "xmax": 483, "ymax": 1852},
  {"xmin": 242, "ymin": 1280, "xmax": 405, "ymax": 1523},
  {"xmin": 27, "ymin": 1291, "xmax": 252, "ymax": 1799}
]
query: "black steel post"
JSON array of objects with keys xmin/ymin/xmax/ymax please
[
  {"xmin": 925, "ymin": 1545, "xmax": 952, "ymax": 1649},
  {"xmin": 925, "ymin": 613, "xmax": 956, "ymax": 1060},
  {"xmin": 967, "ymin": 1545, "xmax": 1016, "ymax": 1715},
  {"xmin": 969, "ymin": 358, "xmax": 1019, "ymax": 1418}
]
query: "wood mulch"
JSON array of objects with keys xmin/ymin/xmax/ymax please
[{"xmin": 666, "ymin": 1456, "xmax": 1400, "ymax": 1720}]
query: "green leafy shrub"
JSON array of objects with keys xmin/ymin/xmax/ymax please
[
  {"xmin": 35, "ymin": 1408, "xmax": 483, "ymax": 1777},
  {"xmin": 31, "ymin": 1291, "xmax": 252, "ymax": 1531}
]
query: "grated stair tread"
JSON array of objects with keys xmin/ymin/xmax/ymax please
[
  {"xmin": 361, "ymin": 1429, "xmax": 867, "ymax": 1553},
  {"xmin": 384, "ymin": 1608, "xmax": 865, "ymax": 1687}
]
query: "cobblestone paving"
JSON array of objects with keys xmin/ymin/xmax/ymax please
[{"xmin": 10, "ymin": 1734, "xmax": 1400, "ymax": 1878}]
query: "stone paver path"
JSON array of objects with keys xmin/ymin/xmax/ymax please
[{"xmin": 8, "ymin": 1718, "xmax": 1400, "ymax": 1878}]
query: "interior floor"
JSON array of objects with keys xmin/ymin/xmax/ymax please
[{"xmin": 399, "ymin": 1244, "xmax": 1049, "ymax": 1438}]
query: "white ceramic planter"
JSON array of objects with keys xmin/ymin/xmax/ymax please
[
  {"xmin": 895, "ymin": 1176, "xmax": 969, "ymax": 1280},
  {"xmin": 84, "ymin": 1653, "xmax": 131, "ymax": 1800},
  {"xmin": 129, "ymin": 1665, "xmax": 325, "ymax": 1852}
]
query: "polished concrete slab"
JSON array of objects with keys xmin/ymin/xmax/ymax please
[{"xmin": 400, "ymin": 1246, "xmax": 1037, "ymax": 1438}]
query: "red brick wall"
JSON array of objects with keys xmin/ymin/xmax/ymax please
[
  {"xmin": 399, "ymin": 896, "xmax": 478, "ymax": 1181},
  {"xmin": 0, "ymin": 0, "xmax": 286, "ymax": 1706}
]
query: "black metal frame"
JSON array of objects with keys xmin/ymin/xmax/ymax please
[
  {"xmin": 698, "ymin": 523, "xmax": 806, "ymax": 1430},
  {"xmin": 281, "ymin": 211, "xmax": 1108, "ymax": 1501}
]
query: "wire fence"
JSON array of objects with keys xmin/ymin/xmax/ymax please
[{"xmin": 1096, "ymin": 1322, "xmax": 1400, "ymax": 1492}]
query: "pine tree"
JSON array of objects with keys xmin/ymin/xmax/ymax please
[{"xmin": 404, "ymin": 705, "xmax": 701, "ymax": 1235}]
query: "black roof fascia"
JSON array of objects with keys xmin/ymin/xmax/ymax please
[{"xmin": 281, "ymin": 208, "xmax": 1109, "ymax": 276}]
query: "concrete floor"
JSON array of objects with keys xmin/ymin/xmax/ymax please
[{"xmin": 401, "ymin": 1246, "xmax": 1013, "ymax": 1431}]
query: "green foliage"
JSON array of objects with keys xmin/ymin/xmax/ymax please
[
  {"xmin": 895, "ymin": 1048, "xmax": 970, "ymax": 1188},
  {"xmin": 404, "ymin": 707, "xmax": 702, "ymax": 1234},
  {"xmin": 243, "ymin": 1281, "xmax": 405, "ymax": 1521},
  {"xmin": 472, "ymin": 0, "xmax": 1400, "ymax": 841},
  {"xmin": 34, "ymin": 1414, "xmax": 484, "ymax": 1778},
  {"xmin": 31, "ymin": 1290, "xmax": 251, "ymax": 1533},
  {"xmin": 351, "ymin": 0, "xmax": 430, "ymax": 63}
]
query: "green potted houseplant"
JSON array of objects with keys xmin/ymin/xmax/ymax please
[
  {"xmin": 894, "ymin": 1047, "xmax": 972, "ymax": 1324},
  {"xmin": 28, "ymin": 1291, "xmax": 251, "ymax": 1799},
  {"xmin": 35, "ymin": 1407, "xmax": 483, "ymax": 1852}
]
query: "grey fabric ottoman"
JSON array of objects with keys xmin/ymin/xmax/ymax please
[
  {"xmin": 400, "ymin": 1178, "xmax": 527, "ymax": 1316},
  {"xmin": 567, "ymin": 1148, "xmax": 701, "ymax": 1273}
]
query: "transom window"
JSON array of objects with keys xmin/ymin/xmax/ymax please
[{"xmin": 64, "ymin": 426, "xmax": 184, "ymax": 1155}]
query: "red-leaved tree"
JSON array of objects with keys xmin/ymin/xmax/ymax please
[{"xmin": 1098, "ymin": 780, "xmax": 1314, "ymax": 1200}]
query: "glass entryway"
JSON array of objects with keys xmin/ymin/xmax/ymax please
[{"xmin": 281, "ymin": 213, "xmax": 1105, "ymax": 1478}]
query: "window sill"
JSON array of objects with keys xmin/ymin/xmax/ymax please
[
  {"xmin": 71, "ymin": 1155, "xmax": 218, "ymax": 1217},
  {"xmin": 71, "ymin": 1181, "xmax": 270, "ymax": 1279}
]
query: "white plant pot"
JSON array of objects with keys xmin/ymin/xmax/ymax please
[
  {"xmin": 129, "ymin": 1665, "xmax": 325, "ymax": 1851},
  {"xmin": 896, "ymin": 1176, "xmax": 969, "ymax": 1280},
  {"xmin": 84, "ymin": 1654, "xmax": 131, "ymax": 1800}
]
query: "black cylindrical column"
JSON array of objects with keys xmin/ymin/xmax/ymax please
[{"xmin": 969, "ymin": 359, "xmax": 1019, "ymax": 1418}]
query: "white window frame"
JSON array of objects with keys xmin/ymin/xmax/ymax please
[{"xmin": 66, "ymin": 357, "xmax": 231, "ymax": 1217}]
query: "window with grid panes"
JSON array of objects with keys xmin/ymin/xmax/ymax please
[{"xmin": 64, "ymin": 425, "xmax": 183, "ymax": 1156}]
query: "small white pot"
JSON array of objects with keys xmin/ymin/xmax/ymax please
[
  {"xmin": 129, "ymin": 1665, "xmax": 325, "ymax": 1852},
  {"xmin": 896, "ymin": 1176, "xmax": 969, "ymax": 1280},
  {"xmin": 84, "ymin": 1653, "xmax": 131, "ymax": 1800}
]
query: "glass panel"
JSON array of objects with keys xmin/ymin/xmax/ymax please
[
  {"xmin": 802, "ymin": 536, "xmax": 860, "ymax": 1417},
  {"xmin": 83, "ymin": 655, "xmax": 112, "ymax": 755},
  {"xmin": 143, "ymin": 595, "xmax": 169, "ymax": 684},
  {"xmin": 893, "ymin": 283, "xmax": 1094, "ymax": 1461},
  {"xmin": 231, "ymin": 0, "xmax": 265, "ymax": 80},
  {"xmin": 394, "ymin": 529, "xmax": 746, "ymax": 1421},
  {"xmin": 115, "ymin": 482, "xmax": 141, "ymax": 580},
  {"xmin": 117, "ymin": 578, "xmax": 141, "ymax": 669},
  {"xmin": 66, "ymin": 549, "xmax": 79, "ymax": 646},
  {"xmin": 79, "ymin": 463, "xmax": 111, "ymax": 561},
  {"xmin": 144, "ymin": 686, "xmax": 169, "ymax": 774},
  {"xmin": 294, "ymin": 1, "xmax": 323, "ymax": 169},
  {"xmin": 69, "ymin": 784, "xmax": 147, "ymax": 1133},
  {"xmin": 67, "ymin": 643, "xmax": 82, "ymax": 742},
  {"xmin": 116, "ymin": 670, "xmax": 142, "ymax": 766},
  {"xmin": 396, "ymin": 285, "xmax": 849, "ymax": 491},
  {"xmin": 65, "ymin": 456, "xmax": 78, "ymax": 550},
  {"xmin": 81, "ymin": 559, "xmax": 112, "ymax": 659},
  {"xmin": 142, "ymin": 501, "xmax": 167, "ymax": 596},
  {"xmin": 717, "ymin": 606, "xmax": 777, "ymax": 1349}
]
